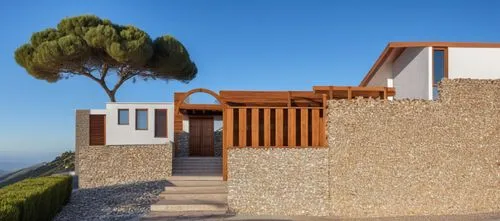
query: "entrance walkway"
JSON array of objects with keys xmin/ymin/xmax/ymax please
[
  {"xmin": 145, "ymin": 175, "xmax": 227, "ymax": 219},
  {"xmin": 143, "ymin": 157, "xmax": 226, "ymax": 219}
]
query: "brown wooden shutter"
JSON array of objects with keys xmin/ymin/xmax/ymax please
[
  {"xmin": 89, "ymin": 115, "xmax": 106, "ymax": 145},
  {"xmin": 155, "ymin": 109, "xmax": 168, "ymax": 138}
]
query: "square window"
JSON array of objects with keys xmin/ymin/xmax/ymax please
[
  {"xmin": 118, "ymin": 109, "xmax": 129, "ymax": 125},
  {"xmin": 136, "ymin": 109, "xmax": 148, "ymax": 130}
]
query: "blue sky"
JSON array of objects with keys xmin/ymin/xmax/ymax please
[{"xmin": 0, "ymin": 0, "xmax": 499, "ymax": 170}]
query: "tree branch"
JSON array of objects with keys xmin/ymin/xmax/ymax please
[
  {"xmin": 111, "ymin": 71, "xmax": 137, "ymax": 92},
  {"xmin": 100, "ymin": 63, "xmax": 109, "ymax": 80},
  {"xmin": 80, "ymin": 70, "xmax": 101, "ymax": 84},
  {"xmin": 79, "ymin": 69, "xmax": 116, "ymax": 101}
]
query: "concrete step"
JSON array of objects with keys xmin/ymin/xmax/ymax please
[
  {"xmin": 142, "ymin": 211, "xmax": 229, "ymax": 219},
  {"xmin": 173, "ymin": 163, "xmax": 222, "ymax": 167},
  {"xmin": 174, "ymin": 159, "xmax": 222, "ymax": 162},
  {"xmin": 173, "ymin": 162, "xmax": 222, "ymax": 165},
  {"xmin": 174, "ymin": 164, "xmax": 222, "ymax": 167},
  {"xmin": 173, "ymin": 164, "xmax": 222, "ymax": 168},
  {"xmin": 172, "ymin": 173, "xmax": 222, "ymax": 177},
  {"xmin": 166, "ymin": 180, "xmax": 226, "ymax": 187},
  {"xmin": 150, "ymin": 199, "xmax": 227, "ymax": 212},
  {"xmin": 167, "ymin": 176, "xmax": 223, "ymax": 181},
  {"xmin": 159, "ymin": 193, "xmax": 227, "ymax": 200},
  {"xmin": 173, "ymin": 158, "xmax": 222, "ymax": 163},
  {"xmin": 174, "ymin": 157, "xmax": 222, "ymax": 159},
  {"xmin": 173, "ymin": 168, "xmax": 222, "ymax": 173},
  {"xmin": 164, "ymin": 186, "xmax": 227, "ymax": 193},
  {"xmin": 173, "ymin": 168, "xmax": 221, "ymax": 171}
]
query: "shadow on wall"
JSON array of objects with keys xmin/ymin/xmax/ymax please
[{"xmin": 392, "ymin": 47, "xmax": 425, "ymax": 76}]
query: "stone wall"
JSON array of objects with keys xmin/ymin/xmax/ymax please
[
  {"xmin": 77, "ymin": 144, "xmax": 172, "ymax": 188},
  {"xmin": 76, "ymin": 110, "xmax": 173, "ymax": 189},
  {"xmin": 228, "ymin": 148, "xmax": 330, "ymax": 216},
  {"xmin": 175, "ymin": 132, "xmax": 189, "ymax": 157},
  {"xmin": 327, "ymin": 79, "xmax": 500, "ymax": 218},
  {"xmin": 75, "ymin": 110, "xmax": 90, "ymax": 176},
  {"xmin": 214, "ymin": 129, "xmax": 222, "ymax": 157},
  {"xmin": 226, "ymin": 79, "xmax": 499, "ymax": 218}
]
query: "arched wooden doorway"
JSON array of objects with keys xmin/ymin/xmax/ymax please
[
  {"xmin": 175, "ymin": 88, "xmax": 225, "ymax": 114},
  {"xmin": 173, "ymin": 88, "xmax": 226, "ymax": 177}
]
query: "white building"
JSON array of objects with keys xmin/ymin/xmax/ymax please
[
  {"xmin": 359, "ymin": 42, "xmax": 500, "ymax": 99},
  {"xmin": 89, "ymin": 102, "xmax": 175, "ymax": 145}
]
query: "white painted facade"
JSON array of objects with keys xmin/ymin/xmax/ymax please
[
  {"xmin": 392, "ymin": 47, "xmax": 432, "ymax": 100},
  {"xmin": 448, "ymin": 48, "xmax": 500, "ymax": 80},
  {"xmin": 365, "ymin": 46, "xmax": 500, "ymax": 100},
  {"xmin": 90, "ymin": 102, "xmax": 175, "ymax": 145}
]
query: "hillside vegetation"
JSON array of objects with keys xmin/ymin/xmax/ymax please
[{"xmin": 0, "ymin": 151, "xmax": 74, "ymax": 188}]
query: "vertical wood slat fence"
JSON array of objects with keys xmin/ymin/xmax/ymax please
[
  {"xmin": 222, "ymin": 106, "xmax": 327, "ymax": 180},
  {"xmin": 224, "ymin": 107, "xmax": 326, "ymax": 148}
]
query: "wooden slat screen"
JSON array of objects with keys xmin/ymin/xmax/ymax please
[
  {"xmin": 223, "ymin": 107, "xmax": 325, "ymax": 148},
  {"xmin": 89, "ymin": 114, "xmax": 105, "ymax": 146}
]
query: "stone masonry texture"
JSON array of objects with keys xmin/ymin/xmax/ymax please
[
  {"xmin": 175, "ymin": 132, "xmax": 189, "ymax": 157},
  {"xmin": 227, "ymin": 79, "xmax": 499, "ymax": 218},
  {"xmin": 214, "ymin": 129, "xmax": 222, "ymax": 157},
  {"xmin": 75, "ymin": 110, "xmax": 90, "ymax": 176},
  {"xmin": 228, "ymin": 148, "xmax": 330, "ymax": 216},
  {"xmin": 75, "ymin": 110, "xmax": 172, "ymax": 188},
  {"xmin": 327, "ymin": 79, "xmax": 500, "ymax": 218},
  {"xmin": 77, "ymin": 144, "xmax": 172, "ymax": 188}
]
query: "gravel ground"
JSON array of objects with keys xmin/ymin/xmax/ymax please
[{"xmin": 54, "ymin": 180, "xmax": 168, "ymax": 221}]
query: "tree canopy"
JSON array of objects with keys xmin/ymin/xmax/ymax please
[{"xmin": 15, "ymin": 15, "xmax": 197, "ymax": 101}]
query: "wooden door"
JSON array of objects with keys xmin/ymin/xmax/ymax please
[
  {"xmin": 89, "ymin": 115, "xmax": 105, "ymax": 145},
  {"xmin": 189, "ymin": 117, "xmax": 214, "ymax": 156}
]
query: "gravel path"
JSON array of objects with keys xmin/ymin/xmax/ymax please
[{"xmin": 54, "ymin": 180, "xmax": 168, "ymax": 221}]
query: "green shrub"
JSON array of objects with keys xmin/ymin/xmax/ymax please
[
  {"xmin": 0, "ymin": 204, "xmax": 19, "ymax": 221},
  {"xmin": 0, "ymin": 176, "xmax": 72, "ymax": 221}
]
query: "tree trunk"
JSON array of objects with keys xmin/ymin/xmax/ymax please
[{"xmin": 107, "ymin": 91, "xmax": 117, "ymax": 102}]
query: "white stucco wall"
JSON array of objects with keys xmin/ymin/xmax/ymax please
[
  {"xmin": 93, "ymin": 102, "xmax": 175, "ymax": 145},
  {"xmin": 392, "ymin": 47, "xmax": 432, "ymax": 100},
  {"xmin": 448, "ymin": 47, "xmax": 500, "ymax": 80},
  {"xmin": 366, "ymin": 60, "xmax": 392, "ymax": 87}
]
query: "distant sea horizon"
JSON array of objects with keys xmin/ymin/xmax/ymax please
[{"xmin": 0, "ymin": 150, "xmax": 67, "ymax": 172}]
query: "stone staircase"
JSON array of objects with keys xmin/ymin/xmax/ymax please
[
  {"xmin": 143, "ymin": 157, "xmax": 227, "ymax": 219},
  {"xmin": 172, "ymin": 157, "xmax": 222, "ymax": 176}
]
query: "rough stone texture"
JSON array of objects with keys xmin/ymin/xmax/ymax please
[
  {"xmin": 175, "ymin": 132, "xmax": 189, "ymax": 157},
  {"xmin": 214, "ymin": 129, "xmax": 222, "ymax": 157},
  {"xmin": 75, "ymin": 110, "xmax": 90, "ymax": 177},
  {"xmin": 327, "ymin": 79, "xmax": 500, "ymax": 218},
  {"xmin": 78, "ymin": 144, "xmax": 172, "ymax": 188},
  {"xmin": 228, "ymin": 148, "xmax": 330, "ymax": 216}
]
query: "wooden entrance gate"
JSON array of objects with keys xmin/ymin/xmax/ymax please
[{"xmin": 189, "ymin": 117, "xmax": 214, "ymax": 156}]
